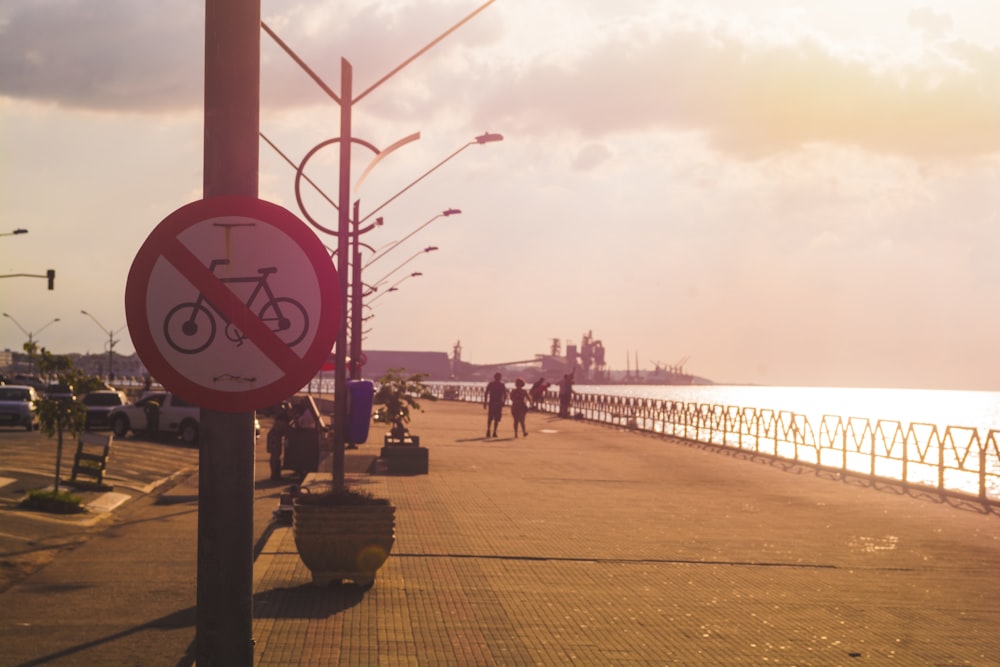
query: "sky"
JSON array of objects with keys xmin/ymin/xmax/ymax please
[{"xmin": 1, "ymin": 0, "xmax": 999, "ymax": 391}]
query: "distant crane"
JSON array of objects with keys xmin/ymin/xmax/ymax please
[{"xmin": 672, "ymin": 356, "xmax": 690, "ymax": 374}]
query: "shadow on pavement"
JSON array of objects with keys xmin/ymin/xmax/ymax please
[
  {"xmin": 12, "ymin": 606, "xmax": 196, "ymax": 667},
  {"xmin": 253, "ymin": 582, "xmax": 365, "ymax": 619}
]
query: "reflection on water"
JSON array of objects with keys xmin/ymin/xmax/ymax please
[
  {"xmin": 309, "ymin": 379, "xmax": 1000, "ymax": 434},
  {"xmin": 571, "ymin": 385, "xmax": 1000, "ymax": 434}
]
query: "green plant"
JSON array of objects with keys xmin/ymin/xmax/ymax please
[
  {"xmin": 26, "ymin": 343, "xmax": 107, "ymax": 494},
  {"xmin": 20, "ymin": 489, "xmax": 84, "ymax": 514},
  {"xmin": 373, "ymin": 368, "xmax": 435, "ymax": 439},
  {"xmin": 294, "ymin": 486, "xmax": 391, "ymax": 507}
]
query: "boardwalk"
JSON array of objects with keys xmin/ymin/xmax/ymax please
[{"xmin": 253, "ymin": 400, "xmax": 1000, "ymax": 666}]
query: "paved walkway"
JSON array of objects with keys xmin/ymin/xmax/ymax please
[{"xmin": 3, "ymin": 400, "xmax": 999, "ymax": 665}]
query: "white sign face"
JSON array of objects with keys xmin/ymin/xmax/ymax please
[{"xmin": 126, "ymin": 196, "xmax": 340, "ymax": 412}]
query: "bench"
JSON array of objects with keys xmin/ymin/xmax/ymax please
[{"xmin": 71, "ymin": 431, "xmax": 113, "ymax": 485}]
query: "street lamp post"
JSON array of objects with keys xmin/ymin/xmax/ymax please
[
  {"xmin": 364, "ymin": 209, "xmax": 460, "ymax": 269},
  {"xmin": 371, "ymin": 246, "xmax": 438, "ymax": 290},
  {"xmin": 264, "ymin": 0, "xmax": 501, "ymax": 490},
  {"xmin": 2, "ymin": 313, "xmax": 60, "ymax": 375},
  {"xmin": 80, "ymin": 310, "xmax": 127, "ymax": 382},
  {"xmin": 368, "ymin": 272, "xmax": 423, "ymax": 304}
]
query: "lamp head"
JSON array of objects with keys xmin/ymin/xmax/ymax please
[
  {"xmin": 424, "ymin": 246, "xmax": 439, "ymax": 252},
  {"xmin": 475, "ymin": 132, "xmax": 503, "ymax": 144},
  {"xmin": 444, "ymin": 208, "xmax": 461, "ymax": 216}
]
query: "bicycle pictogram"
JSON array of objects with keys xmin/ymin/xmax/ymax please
[{"xmin": 163, "ymin": 259, "xmax": 309, "ymax": 355}]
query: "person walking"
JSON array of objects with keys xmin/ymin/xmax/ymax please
[
  {"xmin": 558, "ymin": 370, "xmax": 575, "ymax": 418},
  {"xmin": 529, "ymin": 377, "xmax": 549, "ymax": 410},
  {"xmin": 483, "ymin": 372, "xmax": 507, "ymax": 438},
  {"xmin": 510, "ymin": 378, "xmax": 530, "ymax": 437}
]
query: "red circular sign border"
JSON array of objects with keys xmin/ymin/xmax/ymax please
[{"xmin": 125, "ymin": 195, "xmax": 341, "ymax": 413}]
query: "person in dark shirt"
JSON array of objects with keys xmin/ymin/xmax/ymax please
[
  {"xmin": 510, "ymin": 378, "xmax": 530, "ymax": 437},
  {"xmin": 529, "ymin": 377, "xmax": 549, "ymax": 410},
  {"xmin": 483, "ymin": 372, "xmax": 508, "ymax": 438},
  {"xmin": 558, "ymin": 371, "xmax": 575, "ymax": 418}
]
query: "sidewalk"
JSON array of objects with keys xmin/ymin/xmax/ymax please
[{"xmin": 3, "ymin": 399, "xmax": 999, "ymax": 666}]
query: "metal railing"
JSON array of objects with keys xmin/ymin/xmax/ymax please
[{"xmin": 429, "ymin": 383, "xmax": 1000, "ymax": 505}]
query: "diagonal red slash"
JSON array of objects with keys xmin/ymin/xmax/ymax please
[{"xmin": 161, "ymin": 237, "xmax": 304, "ymax": 372}]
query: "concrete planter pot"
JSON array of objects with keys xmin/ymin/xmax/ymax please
[
  {"xmin": 380, "ymin": 435, "xmax": 429, "ymax": 474},
  {"xmin": 292, "ymin": 501, "xmax": 396, "ymax": 588}
]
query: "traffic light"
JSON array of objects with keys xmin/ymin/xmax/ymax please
[{"xmin": 46, "ymin": 269, "xmax": 55, "ymax": 290}]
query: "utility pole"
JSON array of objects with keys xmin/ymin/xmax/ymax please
[{"xmin": 199, "ymin": 0, "xmax": 259, "ymax": 663}]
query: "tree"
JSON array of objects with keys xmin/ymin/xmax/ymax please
[{"xmin": 27, "ymin": 344, "xmax": 105, "ymax": 494}]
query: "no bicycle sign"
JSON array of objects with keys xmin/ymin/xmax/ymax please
[{"xmin": 125, "ymin": 196, "xmax": 340, "ymax": 412}]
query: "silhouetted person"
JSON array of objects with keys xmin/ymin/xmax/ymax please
[
  {"xmin": 529, "ymin": 377, "xmax": 549, "ymax": 410},
  {"xmin": 510, "ymin": 378, "xmax": 529, "ymax": 437},
  {"xmin": 558, "ymin": 371, "xmax": 575, "ymax": 418},
  {"xmin": 267, "ymin": 402, "xmax": 293, "ymax": 481},
  {"xmin": 483, "ymin": 372, "xmax": 507, "ymax": 438},
  {"xmin": 145, "ymin": 398, "xmax": 160, "ymax": 436}
]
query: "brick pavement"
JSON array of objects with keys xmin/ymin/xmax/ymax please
[{"xmin": 251, "ymin": 400, "xmax": 1000, "ymax": 666}]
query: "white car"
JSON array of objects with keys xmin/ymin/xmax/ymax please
[
  {"xmin": 0, "ymin": 384, "xmax": 40, "ymax": 431},
  {"xmin": 109, "ymin": 391, "xmax": 201, "ymax": 444},
  {"xmin": 107, "ymin": 391, "xmax": 261, "ymax": 444}
]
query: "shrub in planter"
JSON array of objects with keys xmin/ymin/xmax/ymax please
[
  {"xmin": 292, "ymin": 487, "xmax": 395, "ymax": 589},
  {"xmin": 373, "ymin": 368, "xmax": 434, "ymax": 441}
]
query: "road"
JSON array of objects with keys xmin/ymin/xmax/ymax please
[{"xmin": 0, "ymin": 420, "xmax": 291, "ymax": 593}]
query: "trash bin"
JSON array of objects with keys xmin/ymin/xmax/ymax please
[
  {"xmin": 284, "ymin": 427, "xmax": 319, "ymax": 476},
  {"xmin": 346, "ymin": 380, "xmax": 375, "ymax": 445}
]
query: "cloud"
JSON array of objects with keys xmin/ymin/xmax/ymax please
[
  {"xmin": 0, "ymin": 0, "xmax": 203, "ymax": 112},
  {"xmin": 571, "ymin": 143, "xmax": 612, "ymax": 171},
  {"xmin": 3, "ymin": 1, "xmax": 999, "ymax": 162},
  {"xmin": 908, "ymin": 6, "xmax": 954, "ymax": 41},
  {"xmin": 475, "ymin": 11, "xmax": 1000, "ymax": 160}
]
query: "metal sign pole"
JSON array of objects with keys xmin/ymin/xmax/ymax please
[{"xmin": 198, "ymin": 0, "xmax": 259, "ymax": 663}]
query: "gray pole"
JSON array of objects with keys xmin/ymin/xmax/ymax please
[
  {"xmin": 351, "ymin": 200, "xmax": 362, "ymax": 382},
  {"xmin": 199, "ymin": 0, "xmax": 259, "ymax": 664},
  {"xmin": 333, "ymin": 59, "xmax": 352, "ymax": 491}
]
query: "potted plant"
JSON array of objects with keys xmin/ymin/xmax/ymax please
[
  {"xmin": 373, "ymin": 368, "xmax": 434, "ymax": 445},
  {"xmin": 373, "ymin": 368, "xmax": 434, "ymax": 474},
  {"xmin": 292, "ymin": 485, "xmax": 395, "ymax": 589}
]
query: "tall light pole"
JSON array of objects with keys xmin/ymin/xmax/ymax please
[
  {"xmin": 365, "ymin": 209, "xmax": 460, "ymax": 269},
  {"xmin": 80, "ymin": 310, "xmax": 127, "ymax": 381},
  {"xmin": 264, "ymin": 0, "xmax": 501, "ymax": 490},
  {"xmin": 356, "ymin": 131, "xmax": 502, "ymax": 223},
  {"xmin": 371, "ymin": 246, "xmax": 438, "ymax": 290},
  {"xmin": 368, "ymin": 272, "xmax": 423, "ymax": 304},
  {"xmin": 2, "ymin": 313, "xmax": 60, "ymax": 375}
]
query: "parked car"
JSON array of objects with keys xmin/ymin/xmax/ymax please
[
  {"xmin": 44, "ymin": 383, "xmax": 76, "ymax": 402},
  {"xmin": 80, "ymin": 389, "xmax": 129, "ymax": 430},
  {"xmin": 109, "ymin": 392, "xmax": 201, "ymax": 444},
  {"xmin": 107, "ymin": 391, "xmax": 261, "ymax": 444},
  {"xmin": 0, "ymin": 385, "xmax": 40, "ymax": 431}
]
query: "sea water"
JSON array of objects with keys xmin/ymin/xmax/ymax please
[{"xmin": 571, "ymin": 385, "xmax": 1000, "ymax": 435}]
